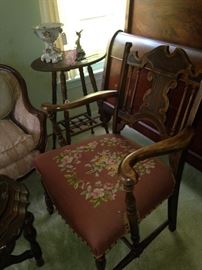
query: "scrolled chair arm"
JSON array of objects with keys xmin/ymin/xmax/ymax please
[
  {"xmin": 41, "ymin": 90, "xmax": 117, "ymax": 112},
  {"xmin": 119, "ymin": 127, "xmax": 194, "ymax": 184}
]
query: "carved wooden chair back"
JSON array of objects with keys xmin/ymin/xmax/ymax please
[
  {"xmin": 115, "ymin": 42, "xmax": 201, "ymax": 135},
  {"xmin": 113, "ymin": 42, "xmax": 202, "ymax": 177}
]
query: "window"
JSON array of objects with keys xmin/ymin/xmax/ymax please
[
  {"xmin": 38, "ymin": 0, "xmax": 126, "ymax": 79},
  {"xmin": 57, "ymin": 0, "xmax": 126, "ymax": 56}
]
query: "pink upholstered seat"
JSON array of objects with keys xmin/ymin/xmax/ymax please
[{"xmin": 35, "ymin": 134, "xmax": 174, "ymax": 257}]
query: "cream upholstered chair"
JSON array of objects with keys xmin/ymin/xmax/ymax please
[{"xmin": 0, "ymin": 64, "xmax": 46, "ymax": 180}]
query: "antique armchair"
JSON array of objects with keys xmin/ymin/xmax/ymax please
[
  {"xmin": 0, "ymin": 64, "xmax": 46, "ymax": 180},
  {"xmin": 34, "ymin": 43, "xmax": 202, "ymax": 269}
]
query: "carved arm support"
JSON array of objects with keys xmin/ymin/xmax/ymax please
[
  {"xmin": 119, "ymin": 127, "xmax": 194, "ymax": 183},
  {"xmin": 119, "ymin": 127, "xmax": 193, "ymax": 245},
  {"xmin": 41, "ymin": 90, "xmax": 117, "ymax": 112},
  {"xmin": 41, "ymin": 90, "xmax": 117, "ymax": 146}
]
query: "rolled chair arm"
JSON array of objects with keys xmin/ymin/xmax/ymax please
[
  {"xmin": 119, "ymin": 128, "xmax": 194, "ymax": 183},
  {"xmin": 42, "ymin": 90, "xmax": 117, "ymax": 112}
]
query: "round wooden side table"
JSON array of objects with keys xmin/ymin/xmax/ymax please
[
  {"xmin": 31, "ymin": 52, "xmax": 105, "ymax": 147},
  {"xmin": 0, "ymin": 175, "xmax": 44, "ymax": 269}
]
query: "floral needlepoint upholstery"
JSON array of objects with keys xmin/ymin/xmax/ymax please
[
  {"xmin": 54, "ymin": 136, "xmax": 156, "ymax": 207},
  {"xmin": 35, "ymin": 134, "xmax": 174, "ymax": 257}
]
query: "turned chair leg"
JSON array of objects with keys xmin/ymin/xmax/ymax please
[
  {"xmin": 41, "ymin": 181, "xmax": 54, "ymax": 214},
  {"xmin": 168, "ymin": 188, "xmax": 180, "ymax": 232},
  {"xmin": 95, "ymin": 255, "xmax": 106, "ymax": 270},
  {"xmin": 23, "ymin": 211, "xmax": 44, "ymax": 267},
  {"xmin": 44, "ymin": 189, "xmax": 54, "ymax": 214}
]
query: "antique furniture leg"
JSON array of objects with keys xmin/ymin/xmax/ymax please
[
  {"xmin": 168, "ymin": 192, "xmax": 178, "ymax": 232},
  {"xmin": 52, "ymin": 71, "xmax": 57, "ymax": 149},
  {"xmin": 60, "ymin": 71, "xmax": 71, "ymax": 144},
  {"xmin": 0, "ymin": 244, "xmax": 33, "ymax": 270},
  {"xmin": 0, "ymin": 176, "xmax": 44, "ymax": 269},
  {"xmin": 87, "ymin": 65, "xmax": 109, "ymax": 133},
  {"xmin": 79, "ymin": 66, "xmax": 94, "ymax": 134},
  {"xmin": 0, "ymin": 211, "xmax": 44, "ymax": 269},
  {"xmin": 95, "ymin": 255, "xmax": 106, "ymax": 270},
  {"xmin": 168, "ymin": 157, "xmax": 185, "ymax": 231},
  {"xmin": 43, "ymin": 185, "xmax": 54, "ymax": 215},
  {"xmin": 87, "ymin": 65, "xmax": 98, "ymax": 92},
  {"xmin": 168, "ymin": 178, "xmax": 182, "ymax": 231},
  {"xmin": 23, "ymin": 211, "xmax": 44, "ymax": 266}
]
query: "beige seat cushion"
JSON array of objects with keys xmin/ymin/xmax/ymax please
[
  {"xmin": 0, "ymin": 119, "xmax": 36, "ymax": 169},
  {"xmin": 0, "ymin": 150, "xmax": 39, "ymax": 180}
]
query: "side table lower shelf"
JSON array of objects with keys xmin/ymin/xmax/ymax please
[{"xmin": 58, "ymin": 112, "xmax": 108, "ymax": 137}]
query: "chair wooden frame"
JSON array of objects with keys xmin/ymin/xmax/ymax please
[{"xmin": 37, "ymin": 42, "xmax": 202, "ymax": 269}]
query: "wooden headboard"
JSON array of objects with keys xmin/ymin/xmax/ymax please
[
  {"xmin": 102, "ymin": 30, "xmax": 202, "ymax": 91},
  {"xmin": 101, "ymin": 30, "xmax": 202, "ymax": 171}
]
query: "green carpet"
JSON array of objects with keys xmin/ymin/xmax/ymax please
[{"xmin": 7, "ymin": 127, "xmax": 202, "ymax": 270}]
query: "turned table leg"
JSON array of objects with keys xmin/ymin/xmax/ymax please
[
  {"xmin": 95, "ymin": 255, "xmax": 106, "ymax": 270},
  {"xmin": 23, "ymin": 211, "xmax": 44, "ymax": 267}
]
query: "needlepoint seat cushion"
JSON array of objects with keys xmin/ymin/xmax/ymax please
[{"xmin": 35, "ymin": 134, "xmax": 174, "ymax": 257}]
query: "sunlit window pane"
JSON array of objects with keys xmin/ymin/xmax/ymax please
[{"xmin": 57, "ymin": 0, "xmax": 126, "ymax": 56}]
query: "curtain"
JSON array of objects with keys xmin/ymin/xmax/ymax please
[
  {"xmin": 38, "ymin": 0, "xmax": 77, "ymax": 79},
  {"xmin": 38, "ymin": 0, "xmax": 59, "ymax": 23}
]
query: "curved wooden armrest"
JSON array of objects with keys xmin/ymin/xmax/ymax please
[
  {"xmin": 41, "ymin": 90, "xmax": 117, "ymax": 112},
  {"xmin": 119, "ymin": 128, "xmax": 194, "ymax": 183}
]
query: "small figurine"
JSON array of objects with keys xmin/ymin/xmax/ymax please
[{"xmin": 75, "ymin": 30, "xmax": 86, "ymax": 61}]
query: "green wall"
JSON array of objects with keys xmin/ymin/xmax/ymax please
[
  {"xmin": 0, "ymin": 0, "xmax": 51, "ymax": 108},
  {"xmin": 0, "ymin": 0, "xmax": 104, "ymax": 119}
]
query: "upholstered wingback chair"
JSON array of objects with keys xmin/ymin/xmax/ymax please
[{"xmin": 0, "ymin": 64, "xmax": 46, "ymax": 180}]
